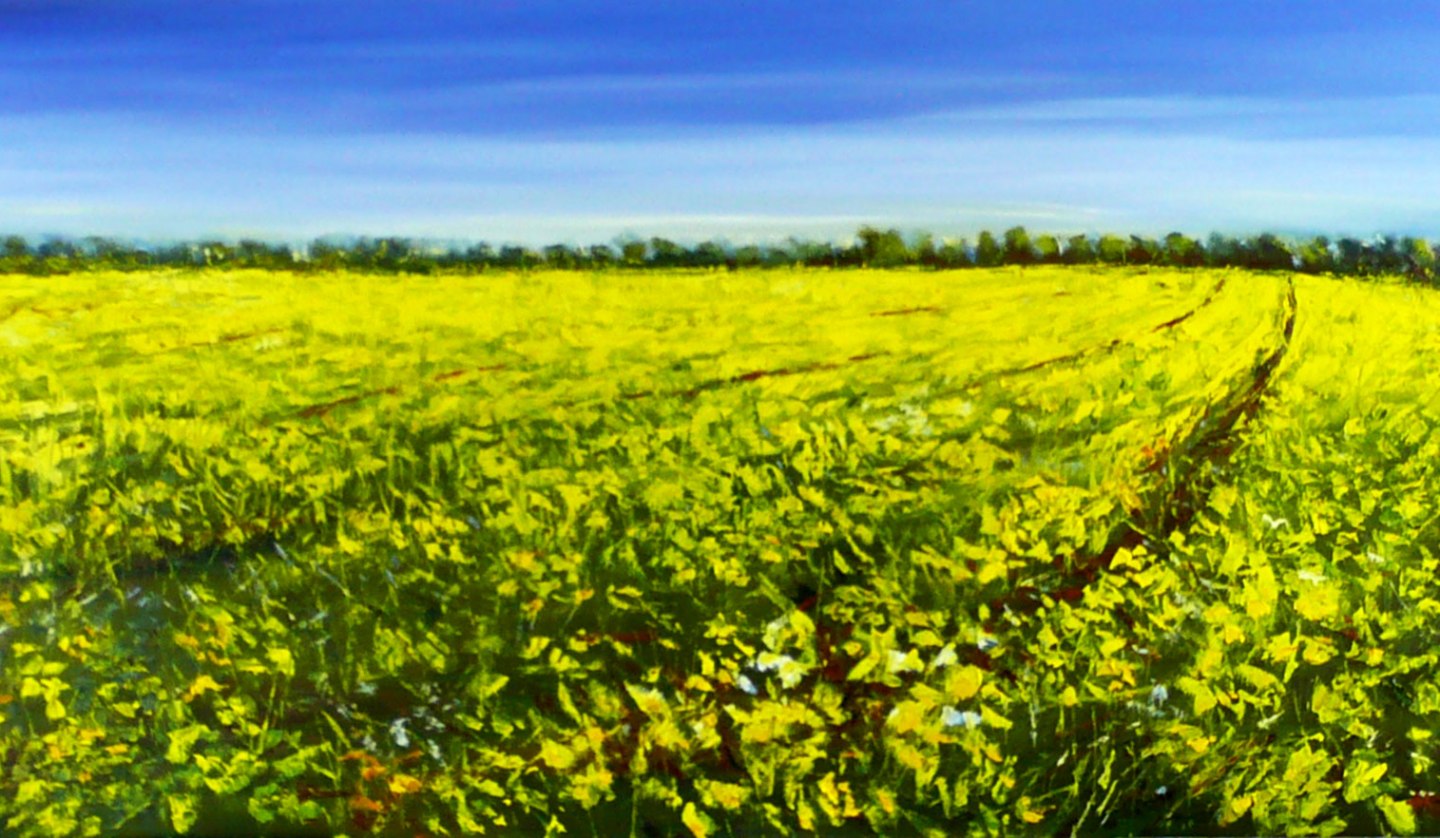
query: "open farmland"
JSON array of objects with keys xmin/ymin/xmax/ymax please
[{"xmin": 1, "ymin": 265, "xmax": 1437, "ymax": 835}]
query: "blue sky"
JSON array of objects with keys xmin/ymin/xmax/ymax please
[{"xmin": 4, "ymin": 1, "xmax": 1440, "ymax": 244}]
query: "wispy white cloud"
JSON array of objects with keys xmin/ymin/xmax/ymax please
[
  {"xmin": 1, "ymin": 37, "xmax": 587, "ymax": 64},
  {"xmin": 7, "ymin": 98, "xmax": 1440, "ymax": 242},
  {"xmin": 415, "ymin": 68, "xmax": 1066, "ymax": 99},
  {"xmin": 3, "ymin": 201, "xmax": 114, "ymax": 219},
  {"xmin": 912, "ymin": 93, "xmax": 1440, "ymax": 138},
  {"xmin": 925, "ymin": 96, "xmax": 1308, "ymax": 123}
]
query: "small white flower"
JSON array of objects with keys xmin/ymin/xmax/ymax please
[
  {"xmin": 941, "ymin": 706, "xmax": 983, "ymax": 729},
  {"xmin": 389, "ymin": 718, "xmax": 411, "ymax": 749},
  {"xmin": 1297, "ymin": 570, "xmax": 1326, "ymax": 584},
  {"xmin": 1150, "ymin": 685, "xmax": 1169, "ymax": 705},
  {"xmin": 977, "ymin": 636, "xmax": 999, "ymax": 652},
  {"xmin": 753, "ymin": 653, "xmax": 808, "ymax": 688},
  {"xmin": 753, "ymin": 653, "xmax": 788, "ymax": 673},
  {"xmin": 886, "ymin": 649, "xmax": 925, "ymax": 675},
  {"xmin": 1367, "ymin": 551, "xmax": 1386, "ymax": 565},
  {"xmin": 736, "ymin": 674, "xmax": 758, "ymax": 696},
  {"xmin": 931, "ymin": 645, "xmax": 958, "ymax": 670},
  {"xmin": 1261, "ymin": 514, "xmax": 1289, "ymax": 530},
  {"xmin": 1156, "ymin": 785, "xmax": 1168, "ymax": 796}
]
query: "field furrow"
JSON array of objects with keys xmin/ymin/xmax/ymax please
[{"xmin": 5, "ymin": 265, "xmax": 1428, "ymax": 837}]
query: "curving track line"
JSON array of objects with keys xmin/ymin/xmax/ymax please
[
  {"xmin": 280, "ymin": 274, "xmax": 1233, "ymax": 422},
  {"xmin": 954, "ymin": 274, "xmax": 1230, "ymax": 393},
  {"xmin": 991, "ymin": 276, "xmax": 1298, "ymax": 615},
  {"xmin": 19, "ymin": 275, "xmax": 1251, "ymax": 592}
]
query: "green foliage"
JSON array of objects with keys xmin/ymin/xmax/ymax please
[
  {"xmin": 1097, "ymin": 234, "xmax": 1129, "ymax": 264},
  {"xmin": 1002, "ymin": 227, "xmax": 1034, "ymax": 265},
  {"xmin": 1162, "ymin": 232, "xmax": 1203, "ymax": 267},
  {"xmin": 856, "ymin": 226, "xmax": 910, "ymax": 268},
  {"xmin": 1033, "ymin": 234, "xmax": 1061, "ymax": 264},
  {"xmin": 1064, "ymin": 234, "xmax": 1097, "ymax": 265},
  {"xmin": 974, "ymin": 230, "xmax": 1003, "ymax": 267},
  {"xmin": 2, "ymin": 227, "xmax": 1439, "ymax": 283},
  {"xmin": 2, "ymin": 265, "xmax": 1440, "ymax": 835}
]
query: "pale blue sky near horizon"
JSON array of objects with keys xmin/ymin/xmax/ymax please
[{"xmin": 5, "ymin": 1, "xmax": 1440, "ymax": 245}]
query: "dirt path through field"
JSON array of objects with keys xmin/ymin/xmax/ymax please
[{"xmin": 991, "ymin": 276, "xmax": 1297, "ymax": 614}]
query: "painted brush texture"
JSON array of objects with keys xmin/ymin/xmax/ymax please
[{"xmin": 4, "ymin": 1, "xmax": 1440, "ymax": 240}]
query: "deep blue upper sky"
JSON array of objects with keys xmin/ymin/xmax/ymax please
[{"xmin": 5, "ymin": 0, "xmax": 1440, "ymax": 242}]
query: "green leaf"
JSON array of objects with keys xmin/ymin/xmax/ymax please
[
  {"xmin": 847, "ymin": 651, "xmax": 882, "ymax": 682},
  {"xmin": 1177, "ymin": 677, "xmax": 1218, "ymax": 715},
  {"xmin": 266, "ymin": 647, "xmax": 296, "ymax": 677},
  {"xmin": 1376, "ymin": 795, "xmax": 1416, "ymax": 835},
  {"xmin": 166, "ymin": 724, "xmax": 208, "ymax": 765},
  {"xmin": 1343, "ymin": 760, "xmax": 1388, "ymax": 804},
  {"xmin": 168, "ymin": 794, "xmax": 198, "ymax": 834}
]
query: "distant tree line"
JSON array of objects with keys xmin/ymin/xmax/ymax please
[{"xmin": 3, "ymin": 227, "xmax": 1440, "ymax": 283}]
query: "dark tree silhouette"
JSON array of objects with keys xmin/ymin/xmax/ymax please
[
  {"xmin": 1063, "ymin": 235, "xmax": 1097, "ymax": 265},
  {"xmin": 857, "ymin": 226, "xmax": 910, "ymax": 267},
  {"xmin": 1096, "ymin": 234, "xmax": 1128, "ymax": 264},
  {"xmin": 975, "ymin": 231, "xmax": 1003, "ymax": 267},
  {"xmin": 1249, "ymin": 234, "xmax": 1295, "ymax": 271},
  {"xmin": 1034, "ymin": 234, "xmax": 1061, "ymax": 264},
  {"xmin": 0, "ymin": 226, "xmax": 1436, "ymax": 285},
  {"xmin": 619, "ymin": 238, "xmax": 647, "ymax": 266},
  {"xmin": 543, "ymin": 244, "xmax": 581, "ymax": 270},
  {"xmin": 1161, "ymin": 233, "xmax": 1203, "ymax": 267},
  {"xmin": 1296, "ymin": 236, "xmax": 1334, "ymax": 274},
  {"xmin": 938, "ymin": 238, "xmax": 974, "ymax": 268},
  {"xmin": 1002, "ymin": 226, "xmax": 1035, "ymax": 265}
]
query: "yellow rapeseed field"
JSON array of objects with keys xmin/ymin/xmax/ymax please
[{"xmin": 4, "ymin": 266, "xmax": 1439, "ymax": 835}]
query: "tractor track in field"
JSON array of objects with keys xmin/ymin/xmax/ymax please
[
  {"xmin": 870, "ymin": 305, "xmax": 944, "ymax": 317},
  {"xmin": 733, "ymin": 276, "xmax": 1292, "ymax": 794},
  {"xmin": 0, "ymin": 273, "xmax": 1231, "ymax": 437},
  {"xmin": 657, "ymin": 274, "xmax": 1230, "ymax": 403},
  {"xmin": 143, "ymin": 326, "xmax": 288, "ymax": 356},
  {"xmin": 12, "ymin": 276, "xmax": 1243, "ymax": 597},
  {"xmin": 989, "ymin": 276, "xmax": 1298, "ymax": 617},
  {"xmin": 0, "ymin": 298, "xmax": 37, "ymax": 325},
  {"xmin": 955, "ymin": 274, "xmax": 1229, "ymax": 393},
  {"xmin": 279, "ymin": 274, "xmax": 1231, "ymax": 423},
  {"xmin": 278, "ymin": 364, "xmax": 511, "ymax": 421},
  {"xmin": 7, "ymin": 277, "xmax": 1244, "ymax": 596},
  {"xmin": 426, "ymin": 271, "xmax": 1286, "ymax": 800},
  {"xmin": 0, "ymin": 274, "xmax": 1282, "ymax": 818},
  {"xmin": 618, "ymin": 352, "xmax": 891, "ymax": 402},
  {"xmin": 1022, "ymin": 278, "xmax": 1297, "ymax": 833},
  {"xmin": 24, "ymin": 301, "xmax": 104, "ymax": 319}
]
